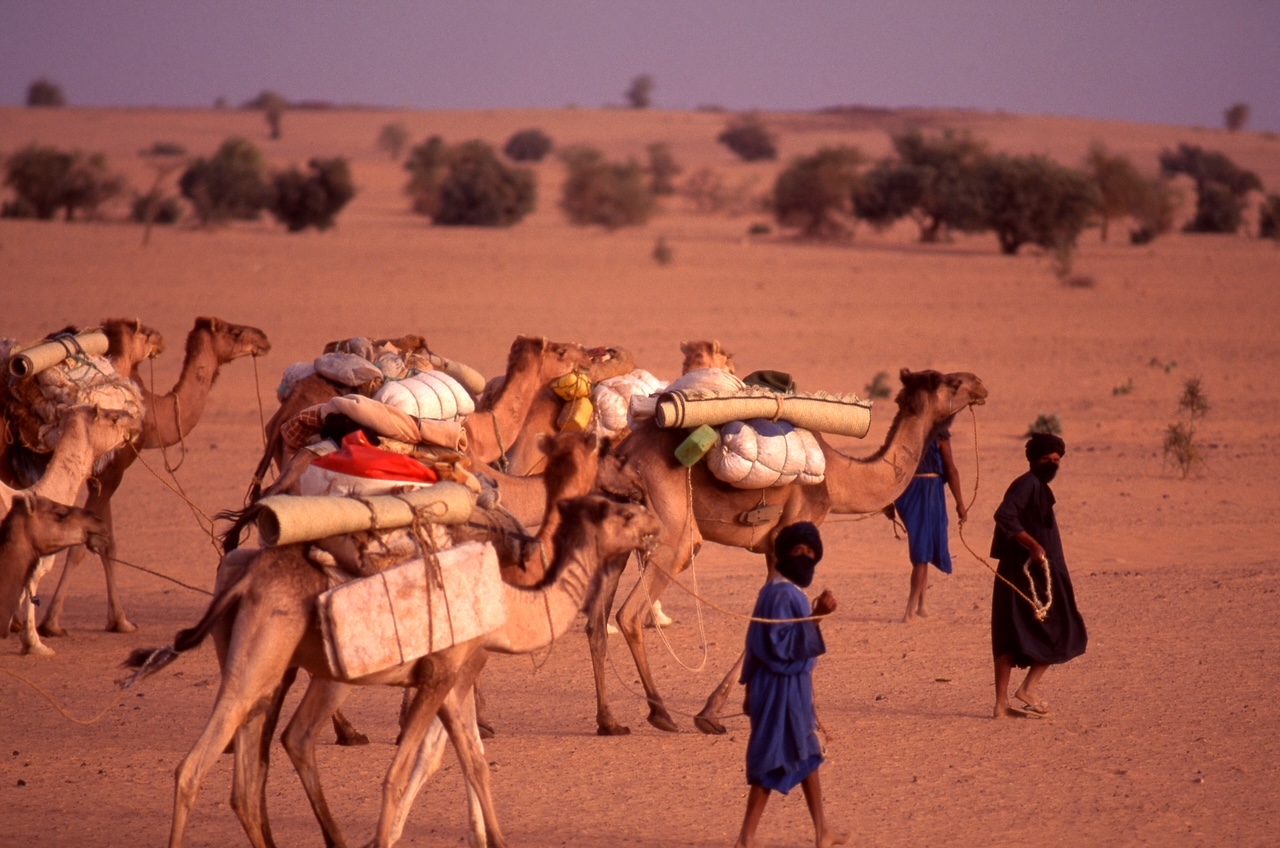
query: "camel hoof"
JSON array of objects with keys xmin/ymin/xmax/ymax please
[
  {"xmin": 336, "ymin": 730, "xmax": 371, "ymax": 747},
  {"xmin": 21, "ymin": 641, "xmax": 56, "ymax": 657},
  {"xmin": 37, "ymin": 622, "xmax": 67, "ymax": 638},
  {"xmin": 646, "ymin": 712, "xmax": 680, "ymax": 734},
  {"xmin": 596, "ymin": 723, "xmax": 631, "ymax": 737},
  {"xmin": 694, "ymin": 715, "xmax": 728, "ymax": 735},
  {"xmin": 108, "ymin": 618, "xmax": 138, "ymax": 634},
  {"xmin": 477, "ymin": 719, "xmax": 496, "ymax": 740}
]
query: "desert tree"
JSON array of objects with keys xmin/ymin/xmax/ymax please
[
  {"xmin": 406, "ymin": 139, "xmax": 534, "ymax": 226},
  {"xmin": 1128, "ymin": 175, "xmax": 1179, "ymax": 244},
  {"xmin": 376, "ymin": 122, "xmax": 410, "ymax": 161},
  {"xmin": 269, "ymin": 157, "xmax": 356, "ymax": 231},
  {"xmin": 626, "ymin": 74, "xmax": 654, "ymax": 109},
  {"xmin": 2, "ymin": 144, "xmax": 124, "ymax": 221},
  {"xmin": 179, "ymin": 137, "xmax": 271, "ymax": 224},
  {"xmin": 1223, "ymin": 103, "xmax": 1250, "ymax": 132},
  {"xmin": 244, "ymin": 90, "xmax": 288, "ymax": 139},
  {"xmin": 503, "ymin": 128, "xmax": 554, "ymax": 162},
  {"xmin": 717, "ymin": 112, "xmax": 778, "ymax": 162},
  {"xmin": 26, "ymin": 77, "xmax": 66, "ymax": 107},
  {"xmin": 976, "ymin": 153, "xmax": 1099, "ymax": 255},
  {"xmin": 1159, "ymin": 143, "xmax": 1261, "ymax": 233},
  {"xmin": 1260, "ymin": 194, "xmax": 1280, "ymax": 241},
  {"xmin": 852, "ymin": 159, "xmax": 922, "ymax": 230},
  {"xmin": 1083, "ymin": 142, "xmax": 1148, "ymax": 242},
  {"xmin": 646, "ymin": 142, "xmax": 681, "ymax": 195},
  {"xmin": 772, "ymin": 145, "xmax": 865, "ymax": 239},
  {"xmin": 560, "ymin": 145, "xmax": 654, "ymax": 229}
]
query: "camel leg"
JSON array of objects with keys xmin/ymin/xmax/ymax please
[
  {"xmin": 372, "ymin": 644, "xmax": 472, "ymax": 848},
  {"xmin": 615, "ymin": 545, "xmax": 685, "ymax": 733},
  {"xmin": 95, "ymin": 494, "xmax": 136, "ymax": 632},
  {"xmin": 694, "ymin": 650, "xmax": 746, "ymax": 735},
  {"xmin": 17, "ymin": 555, "xmax": 56, "ymax": 655},
  {"xmin": 392, "ymin": 657, "xmax": 497, "ymax": 848},
  {"xmin": 171, "ymin": 599, "xmax": 307, "ymax": 848},
  {"xmin": 37, "ymin": 544, "xmax": 82, "ymax": 637},
  {"xmin": 231, "ymin": 666, "xmax": 298, "ymax": 848},
  {"xmin": 584, "ymin": 552, "xmax": 633, "ymax": 735},
  {"xmin": 282, "ymin": 677, "xmax": 358, "ymax": 848}
]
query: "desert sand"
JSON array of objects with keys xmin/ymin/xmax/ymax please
[{"xmin": 1, "ymin": 105, "xmax": 1278, "ymax": 847}]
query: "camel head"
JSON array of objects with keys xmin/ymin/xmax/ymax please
[
  {"xmin": 194, "ymin": 317, "xmax": 272, "ymax": 364},
  {"xmin": 49, "ymin": 404, "xmax": 143, "ymax": 464},
  {"xmin": 594, "ymin": 437, "xmax": 646, "ymax": 503},
  {"xmin": 896, "ymin": 369, "xmax": 988, "ymax": 425},
  {"xmin": 10, "ymin": 492, "xmax": 111, "ymax": 557},
  {"xmin": 680, "ymin": 339, "xmax": 735, "ymax": 375},
  {"xmin": 535, "ymin": 430, "xmax": 602, "ymax": 501},
  {"xmin": 552, "ymin": 495, "xmax": 662, "ymax": 564},
  {"xmin": 508, "ymin": 335, "xmax": 592, "ymax": 384},
  {"xmin": 102, "ymin": 318, "xmax": 165, "ymax": 374},
  {"xmin": 584, "ymin": 345, "xmax": 636, "ymax": 382}
]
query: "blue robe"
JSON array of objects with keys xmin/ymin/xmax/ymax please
[
  {"xmin": 739, "ymin": 578, "xmax": 826, "ymax": 793},
  {"xmin": 893, "ymin": 425, "xmax": 953, "ymax": 573}
]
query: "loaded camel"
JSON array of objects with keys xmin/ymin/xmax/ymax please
[
  {"xmin": 249, "ymin": 335, "xmax": 595, "ymax": 500},
  {"xmin": 36, "ymin": 317, "xmax": 270, "ymax": 637},
  {"xmin": 125, "ymin": 495, "xmax": 661, "ymax": 848},
  {"xmin": 1, "ymin": 493, "xmax": 109, "ymax": 631},
  {"xmin": 0, "ymin": 404, "xmax": 141, "ymax": 654},
  {"xmin": 587, "ymin": 368, "xmax": 988, "ymax": 735}
]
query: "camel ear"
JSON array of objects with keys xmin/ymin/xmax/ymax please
[
  {"xmin": 899, "ymin": 367, "xmax": 912, "ymax": 383},
  {"xmin": 679, "ymin": 340, "xmax": 692, "ymax": 355}
]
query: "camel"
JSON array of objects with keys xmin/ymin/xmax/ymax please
[
  {"xmin": 1, "ymin": 493, "xmax": 109, "ymax": 630},
  {"xmin": 126, "ymin": 495, "xmax": 661, "ymax": 848},
  {"xmin": 586, "ymin": 368, "xmax": 988, "ymax": 735},
  {"xmin": 249, "ymin": 336, "xmax": 594, "ymax": 501},
  {"xmin": 503, "ymin": 339, "xmax": 733, "ymax": 477},
  {"xmin": 0, "ymin": 404, "xmax": 141, "ymax": 654},
  {"xmin": 35, "ymin": 317, "xmax": 271, "ymax": 637}
]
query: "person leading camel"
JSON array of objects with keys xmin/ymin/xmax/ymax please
[
  {"xmin": 735, "ymin": 521, "xmax": 846, "ymax": 848},
  {"xmin": 891, "ymin": 413, "xmax": 966, "ymax": 622},
  {"xmin": 990, "ymin": 432, "xmax": 1088, "ymax": 719}
]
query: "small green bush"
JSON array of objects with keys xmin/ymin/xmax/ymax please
[
  {"xmin": 1026, "ymin": 413, "xmax": 1063, "ymax": 437},
  {"xmin": 772, "ymin": 146, "xmax": 865, "ymax": 239},
  {"xmin": 717, "ymin": 113, "xmax": 777, "ymax": 162},
  {"xmin": 503, "ymin": 128, "xmax": 553, "ymax": 162},
  {"xmin": 131, "ymin": 192, "xmax": 183, "ymax": 225},
  {"xmin": 179, "ymin": 137, "xmax": 270, "ymax": 224},
  {"xmin": 269, "ymin": 157, "xmax": 355, "ymax": 231},
  {"xmin": 406, "ymin": 139, "xmax": 535, "ymax": 227},
  {"xmin": 560, "ymin": 147, "xmax": 653, "ymax": 229},
  {"xmin": 2, "ymin": 144, "xmax": 124, "ymax": 221}
]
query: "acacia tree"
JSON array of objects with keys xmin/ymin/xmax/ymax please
[
  {"xmin": 560, "ymin": 146, "xmax": 654, "ymax": 229},
  {"xmin": 2, "ymin": 144, "xmax": 124, "ymax": 220},
  {"xmin": 503, "ymin": 128, "xmax": 553, "ymax": 162},
  {"xmin": 269, "ymin": 157, "xmax": 355, "ymax": 231},
  {"xmin": 376, "ymin": 122, "xmax": 410, "ymax": 160},
  {"xmin": 405, "ymin": 138, "xmax": 535, "ymax": 226},
  {"xmin": 244, "ymin": 90, "xmax": 288, "ymax": 139},
  {"xmin": 626, "ymin": 74, "xmax": 654, "ymax": 109},
  {"xmin": 976, "ymin": 153, "xmax": 1099, "ymax": 255},
  {"xmin": 717, "ymin": 113, "xmax": 778, "ymax": 162},
  {"xmin": 1083, "ymin": 143, "xmax": 1148, "ymax": 242},
  {"xmin": 1159, "ymin": 143, "xmax": 1261, "ymax": 233},
  {"xmin": 1224, "ymin": 103, "xmax": 1250, "ymax": 132},
  {"xmin": 26, "ymin": 78, "xmax": 65, "ymax": 107},
  {"xmin": 179, "ymin": 137, "xmax": 271, "ymax": 224},
  {"xmin": 772, "ymin": 146, "xmax": 865, "ymax": 239}
]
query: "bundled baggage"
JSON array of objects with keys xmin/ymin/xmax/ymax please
[
  {"xmin": 706, "ymin": 419, "xmax": 826, "ymax": 488},
  {"xmin": 593, "ymin": 369, "xmax": 667, "ymax": 437}
]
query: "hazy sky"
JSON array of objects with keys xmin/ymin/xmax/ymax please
[{"xmin": 3, "ymin": 0, "xmax": 1277, "ymax": 131}]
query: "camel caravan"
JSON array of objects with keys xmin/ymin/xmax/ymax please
[{"xmin": 2, "ymin": 321, "xmax": 986, "ymax": 847}]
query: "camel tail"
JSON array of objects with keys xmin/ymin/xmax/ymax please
[
  {"xmin": 117, "ymin": 564, "xmax": 252, "ymax": 687},
  {"xmin": 245, "ymin": 426, "xmax": 283, "ymax": 505},
  {"xmin": 216, "ymin": 502, "xmax": 264, "ymax": 554}
]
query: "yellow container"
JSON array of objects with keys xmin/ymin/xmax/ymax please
[
  {"xmin": 558, "ymin": 396, "xmax": 594, "ymax": 432},
  {"xmin": 551, "ymin": 371, "xmax": 592, "ymax": 400}
]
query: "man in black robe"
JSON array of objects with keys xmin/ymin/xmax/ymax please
[{"xmin": 990, "ymin": 432, "xmax": 1088, "ymax": 718}]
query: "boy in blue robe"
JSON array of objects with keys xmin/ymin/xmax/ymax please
[{"xmin": 734, "ymin": 522, "xmax": 846, "ymax": 848}]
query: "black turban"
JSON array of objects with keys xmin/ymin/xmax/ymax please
[
  {"xmin": 1025, "ymin": 432, "xmax": 1066, "ymax": 463},
  {"xmin": 774, "ymin": 521, "xmax": 824, "ymax": 588}
]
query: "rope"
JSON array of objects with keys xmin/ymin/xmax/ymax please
[
  {"xmin": 251, "ymin": 354, "xmax": 268, "ymax": 449},
  {"xmin": 0, "ymin": 665, "xmax": 133, "ymax": 727},
  {"xmin": 638, "ymin": 467, "xmax": 709, "ymax": 671},
  {"xmin": 147, "ymin": 357, "xmax": 187, "ymax": 473},
  {"xmin": 106, "ymin": 554, "xmax": 213, "ymax": 596},
  {"xmin": 125, "ymin": 441, "xmax": 221, "ymax": 556},
  {"xmin": 954, "ymin": 405, "xmax": 1053, "ymax": 622}
]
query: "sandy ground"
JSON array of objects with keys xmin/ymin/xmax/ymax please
[{"xmin": 1, "ymin": 106, "xmax": 1279, "ymax": 847}]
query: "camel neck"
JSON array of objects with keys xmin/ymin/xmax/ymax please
[
  {"xmin": 138, "ymin": 329, "xmax": 220, "ymax": 448},
  {"xmin": 822, "ymin": 408, "xmax": 936, "ymax": 514}
]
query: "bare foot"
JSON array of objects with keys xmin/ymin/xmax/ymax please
[
  {"xmin": 819, "ymin": 828, "xmax": 850, "ymax": 847},
  {"xmin": 993, "ymin": 704, "xmax": 1040, "ymax": 720},
  {"xmin": 915, "ymin": 605, "xmax": 929, "ymax": 618},
  {"xmin": 1012, "ymin": 688, "xmax": 1047, "ymax": 712}
]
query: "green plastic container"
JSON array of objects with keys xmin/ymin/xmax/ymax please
[{"xmin": 675, "ymin": 424, "xmax": 718, "ymax": 467}]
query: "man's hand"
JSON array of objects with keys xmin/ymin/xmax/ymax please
[{"xmin": 813, "ymin": 589, "xmax": 838, "ymax": 617}]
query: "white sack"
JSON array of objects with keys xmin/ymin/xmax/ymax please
[{"xmin": 374, "ymin": 371, "xmax": 476, "ymax": 422}]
